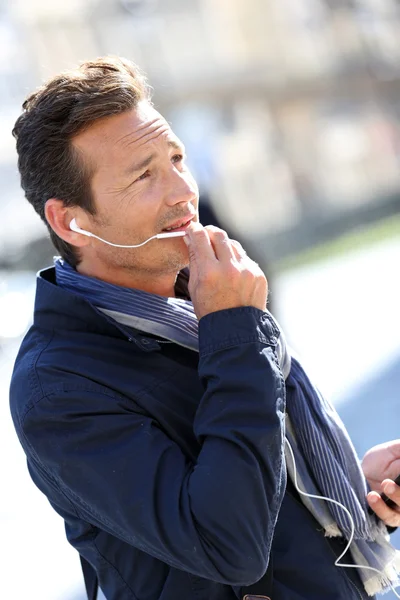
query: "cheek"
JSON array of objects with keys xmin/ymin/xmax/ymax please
[
  {"xmin": 183, "ymin": 171, "xmax": 199, "ymax": 202},
  {"xmin": 122, "ymin": 186, "xmax": 158, "ymax": 219}
]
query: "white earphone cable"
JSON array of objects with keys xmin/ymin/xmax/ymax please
[
  {"xmin": 69, "ymin": 218, "xmax": 186, "ymax": 248},
  {"xmin": 284, "ymin": 437, "xmax": 400, "ymax": 599}
]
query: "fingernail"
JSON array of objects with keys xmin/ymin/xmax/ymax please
[
  {"xmin": 183, "ymin": 235, "xmax": 189, "ymax": 246},
  {"xmin": 384, "ymin": 483, "xmax": 396, "ymax": 495},
  {"xmin": 369, "ymin": 495, "xmax": 378, "ymax": 505}
]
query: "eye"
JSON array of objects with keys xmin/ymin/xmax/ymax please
[
  {"xmin": 171, "ymin": 153, "xmax": 184, "ymax": 164},
  {"xmin": 134, "ymin": 169, "xmax": 150, "ymax": 183}
]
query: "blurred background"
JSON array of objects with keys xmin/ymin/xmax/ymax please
[{"xmin": 1, "ymin": 0, "xmax": 399, "ymax": 598}]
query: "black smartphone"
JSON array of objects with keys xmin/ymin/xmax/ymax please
[{"xmin": 380, "ymin": 474, "xmax": 400, "ymax": 509}]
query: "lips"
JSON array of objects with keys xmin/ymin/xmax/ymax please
[{"xmin": 162, "ymin": 215, "xmax": 194, "ymax": 232}]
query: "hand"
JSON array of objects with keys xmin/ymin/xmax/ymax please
[
  {"xmin": 361, "ymin": 440, "xmax": 400, "ymax": 527},
  {"xmin": 184, "ymin": 224, "xmax": 268, "ymax": 320}
]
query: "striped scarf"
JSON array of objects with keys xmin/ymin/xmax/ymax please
[{"xmin": 55, "ymin": 258, "xmax": 400, "ymax": 596}]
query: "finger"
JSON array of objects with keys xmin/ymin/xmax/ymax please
[
  {"xmin": 385, "ymin": 439, "xmax": 400, "ymax": 457},
  {"xmin": 231, "ymin": 241, "xmax": 264, "ymax": 280},
  {"xmin": 381, "ymin": 478, "xmax": 400, "ymax": 508},
  {"xmin": 230, "ymin": 239, "xmax": 248, "ymax": 261},
  {"xmin": 367, "ymin": 491, "xmax": 400, "ymax": 527},
  {"xmin": 184, "ymin": 224, "xmax": 215, "ymax": 267},
  {"xmin": 204, "ymin": 225, "xmax": 235, "ymax": 263}
]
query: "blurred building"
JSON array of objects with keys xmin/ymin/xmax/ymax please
[{"xmin": 1, "ymin": 0, "xmax": 400, "ymax": 266}]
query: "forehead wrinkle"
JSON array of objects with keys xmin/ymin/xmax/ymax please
[
  {"xmin": 117, "ymin": 117, "xmax": 169, "ymax": 149},
  {"xmin": 116, "ymin": 117, "xmax": 159, "ymax": 146},
  {"xmin": 128, "ymin": 123, "xmax": 171, "ymax": 152},
  {"xmin": 134, "ymin": 124, "xmax": 172, "ymax": 151}
]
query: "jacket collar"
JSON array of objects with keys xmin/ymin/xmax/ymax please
[{"xmin": 34, "ymin": 266, "xmax": 128, "ymax": 339}]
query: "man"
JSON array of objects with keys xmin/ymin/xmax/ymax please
[{"xmin": 9, "ymin": 56, "xmax": 400, "ymax": 600}]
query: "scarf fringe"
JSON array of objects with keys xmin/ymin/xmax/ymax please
[
  {"xmin": 324, "ymin": 523, "xmax": 342, "ymax": 537},
  {"xmin": 360, "ymin": 550, "xmax": 400, "ymax": 597}
]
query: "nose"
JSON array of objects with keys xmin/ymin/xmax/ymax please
[{"xmin": 164, "ymin": 167, "xmax": 198, "ymax": 207}]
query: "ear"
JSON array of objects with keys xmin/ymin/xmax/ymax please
[{"xmin": 45, "ymin": 199, "xmax": 90, "ymax": 247}]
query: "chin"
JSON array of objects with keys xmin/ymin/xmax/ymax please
[{"xmin": 165, "ymin": 247, "xmax": 189, "ymax": 271}]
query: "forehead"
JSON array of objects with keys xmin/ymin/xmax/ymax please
[{"xmin": 73, "ymin": 103, "xmax": 177, "ymax": 164}]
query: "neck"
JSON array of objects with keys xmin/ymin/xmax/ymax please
[{"xmin": 76, "ymin": 260, "xmax": 179, "ymax": 297}]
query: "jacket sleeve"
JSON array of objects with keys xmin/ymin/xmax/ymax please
[{"xmin": 21, "ymin": 307, "xmax": 286, "ymax": 587}]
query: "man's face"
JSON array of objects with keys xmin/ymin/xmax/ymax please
[{"xmin": 73, "ymin": 102, "xmax": 199, "ymax": 279}]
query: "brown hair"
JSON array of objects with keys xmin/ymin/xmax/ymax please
[{"xmin": 12, "ymin": 56, "xmax": 151, "ymax": 267}]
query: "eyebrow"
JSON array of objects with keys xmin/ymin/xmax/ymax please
[
  {"xmin": 124, "ymin": 140, "xmax": 184, "ymax": 177},
  {"xmin": 168, "ymin": 140, "xmax": 183, "ymax": 151},
  {"xmin": 124, "ymin": 154, "xmax": 154, "ymax": 177}
]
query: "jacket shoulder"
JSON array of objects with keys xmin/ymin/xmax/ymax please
[
  {"xmin": 10, "ymin": 327, "xmax": 55, "ymax": 420},
  {"xmin": 10, "ymin": 326, "xmax": 133, "ymax": 425}
]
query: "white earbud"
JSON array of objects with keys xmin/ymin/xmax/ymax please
[
  {"xmin": 69, "ymin": 218, "xmax": 186, "ymax": 248},
  {"xmin": 69, "ymin": 218, "xmax": 93, "ymax": 238}
]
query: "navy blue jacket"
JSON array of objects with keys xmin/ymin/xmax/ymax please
[{"xmin": 10, "ymin": 267, "xmax": 370, "ymax": 600}]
